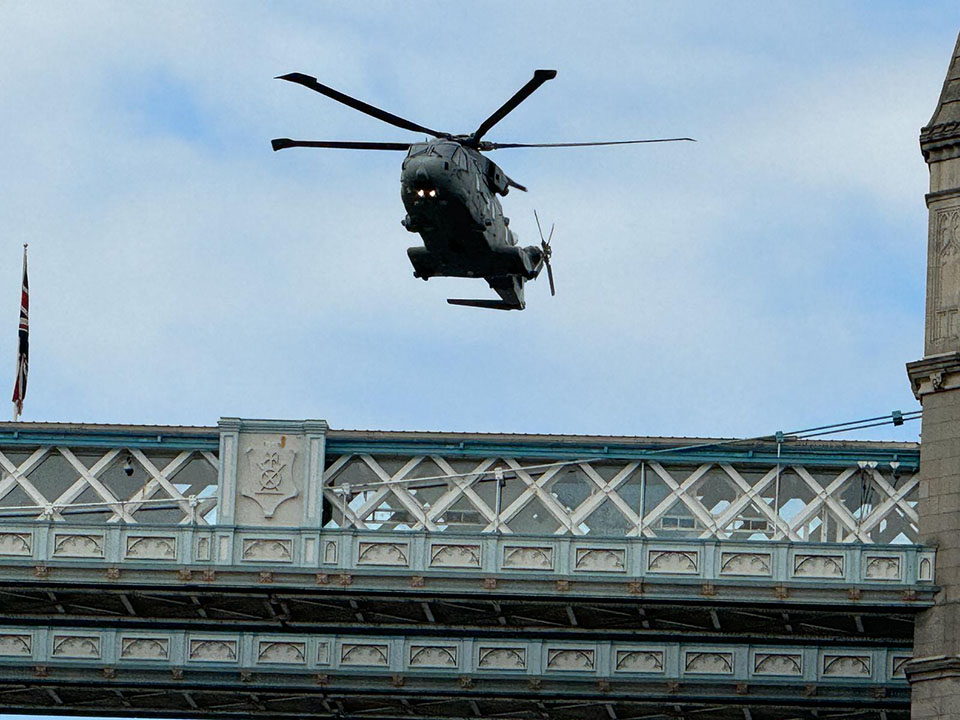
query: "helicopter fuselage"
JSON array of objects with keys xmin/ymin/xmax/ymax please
[
  {"xmin": 272, "ymin": 68, "xmax": 689, "ymax": 309},
  {"xmin": 399, "ymin": 140, "xmax": 543, "ymax": 307}
]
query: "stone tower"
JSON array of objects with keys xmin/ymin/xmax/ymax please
[{"xmin": 906, "ymin": 30, "xmax": 960, "ymax": 720}]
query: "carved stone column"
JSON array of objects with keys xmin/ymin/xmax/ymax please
[
  {"xmin": 216, "ymin": 418, "xmax": 328, "ymax": 528},
  {"xmin": 906, "ymin": 31, "xmax": 960, "ymax": 720}
]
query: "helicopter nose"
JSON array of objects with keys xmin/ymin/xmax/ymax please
[{"xmin": 416, "ymin": 167, "xmax": 429, "ymax": 182}]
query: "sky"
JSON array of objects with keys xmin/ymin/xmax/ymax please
[{"xmin": 1, "ymin": 1, "xmax": 958, "ymax": 444}]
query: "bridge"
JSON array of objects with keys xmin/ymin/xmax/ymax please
[
  {"xmin": 0, "ymin": 419, "xmax": 931, "ymax": 719},
  {"xmin": 6, "ymin": 24, "xmax": 960, "ymax": 720}
]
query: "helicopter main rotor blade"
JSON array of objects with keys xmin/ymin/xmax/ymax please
[
  {"xmin": 272, "ymin": 139, "xmax": 412, "ymax": 152},
  {"xmin": 479, "ymin": 137, "xmax": 696, "ymax": 150},
  {"xmin": 470, "ymin": 69, "xmax": 557, "ymax": 145},
  {"xmin": 277, "ymin": 72, "xmax": 448, "ymax": 138}
]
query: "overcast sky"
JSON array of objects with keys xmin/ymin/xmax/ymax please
[{"xmin": 1, "ymin": 2, "xmax": 958, "ymax": 444}]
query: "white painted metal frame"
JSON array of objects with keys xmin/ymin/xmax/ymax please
[
  {"xmin": 0, "ymin": 443, "xmax": 919, "ymax": 542},
  {"xmin": 0, "ymin": 447, "xmax": 218, "ymax": 524},
  {"xmin": 324, "ymin": 455, "xmax": 918, "ymax": 543}
]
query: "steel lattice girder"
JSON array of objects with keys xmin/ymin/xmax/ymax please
[
  {"xmin": 0, "ymin": 445, "xmax": 218, "ymax": 524},
  {"xmin": 0, "ymin": 677, "xmax": 911, "ymax": 719},
  {"xmin": 321, "ymin": 454, "xmax": 919, "ymax": 543},
  {"xmin": 0, "ymin": 583, "xmax": 921, "ymax": 642},
  {"xmin": 0, "ymin": 427, "xmax": 926, "ymax": 719},
  {"xmin": 0, "ymin": 429, "xmax": 920, "ymax": 544}
]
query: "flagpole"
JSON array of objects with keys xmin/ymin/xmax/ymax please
[
  {"xmin": 12, "ymin": 244, "xmax": 27, "ymax": 422},
  {"xmin": 11, "ymin": 247, "xmax": 16, "ymax": 420}
]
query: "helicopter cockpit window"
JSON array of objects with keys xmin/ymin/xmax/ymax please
[
  {"xmin": 452, "ymin": 148, "xmax": 466, "ymax": 169},
  {"xmin": 407, "ymin": 144, "xmax": 429, "ymax": 158}
]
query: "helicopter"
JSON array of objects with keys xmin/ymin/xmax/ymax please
[{"xmin": 272, "ymin": 70, "xmax": 693, "ymax": 310}]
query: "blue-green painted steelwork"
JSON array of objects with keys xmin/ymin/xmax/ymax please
[{"xmin": 0, "ymin": 423, "xmax": 920, "ymax": 470}]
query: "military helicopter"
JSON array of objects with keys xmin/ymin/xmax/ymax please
[{"xmin": 272, "ymin": 70, "xmax": 693, "ymax": 310}]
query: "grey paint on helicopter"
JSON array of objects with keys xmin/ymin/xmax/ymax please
[{"xmin": 272, "ymin": 70, "xmax": 692, "ymax": 309}]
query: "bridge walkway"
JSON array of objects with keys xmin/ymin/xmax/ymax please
[{"xmin": 0, "ymin": 421, "xmax": 931, "ymax": 719}]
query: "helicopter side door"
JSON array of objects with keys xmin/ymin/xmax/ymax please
[
  {"xmin": 471, "ymin": 157, "xmax": 496, "ymax": 228},
  {"xmin": 458, "ymin": 152, "xmax": 488, "ymax": 231}
]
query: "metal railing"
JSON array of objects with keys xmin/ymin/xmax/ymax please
[{"xmin": 0, "ymin": 437, "xmax": 918, "ymax": 544}]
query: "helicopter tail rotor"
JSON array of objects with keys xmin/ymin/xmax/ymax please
[{"xmin": 534, "ymin": 210, "xmax": 556, "ymax": 297}]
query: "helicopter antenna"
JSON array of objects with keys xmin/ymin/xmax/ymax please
[{"xmin": 534, "ymin": 210, "xmax": 556, "ymax": 297}]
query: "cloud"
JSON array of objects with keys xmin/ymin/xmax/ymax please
[{"xmin": 0, "ymin": 1, "xmax": 952, "ymax": 445}]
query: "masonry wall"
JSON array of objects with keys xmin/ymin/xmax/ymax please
[{"xmin": 907, "ymin": 29, "xmax": 960, "ymax": 720}]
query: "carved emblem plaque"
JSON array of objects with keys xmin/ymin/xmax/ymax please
[{"xmin": 241, "ymin": 438, "xmax": 300, "ymax": 519}]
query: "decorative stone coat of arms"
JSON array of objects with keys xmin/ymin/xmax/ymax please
[{"xmin": 242, "ymin": 440, "xmax": 299, "ymax": 518}]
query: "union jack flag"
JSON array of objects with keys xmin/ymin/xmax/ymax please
[{"xmin": 11, "ymin": 245, "xmax": 28, "ymax": 419}]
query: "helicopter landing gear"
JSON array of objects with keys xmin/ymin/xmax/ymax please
[{"xmin": 408, "ymin": 246, "xmax": 439, "ymax": 281}]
